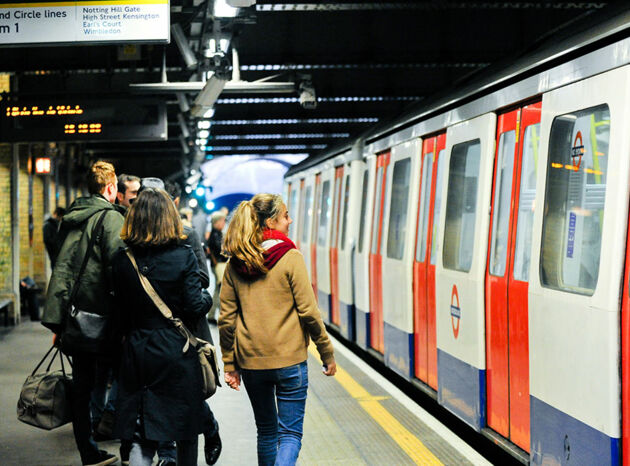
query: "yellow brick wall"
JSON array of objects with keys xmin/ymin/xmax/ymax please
[
  {"xmin": 32, "ymin": 175, "xmax": 45, "ymax": 285},
  {"xmin": 0, "ymin": 145, "xmax": 12, "ymax": 294},
  {"xmin": 18, "ymin": 153, "xmax": 31, "ymax": 281}
]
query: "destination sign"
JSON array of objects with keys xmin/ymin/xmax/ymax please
[
  {"xmin": 0, "ymin": 1, "xmax": 169, "ymax": 46},
  {"xmin": 1, "ymin": 99, "xmax": 168, "ymax": 142}
]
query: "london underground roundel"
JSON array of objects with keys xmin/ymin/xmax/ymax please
[{"xmin": 450, "ymin": 284, "xmax": 461, "ymax": 339}]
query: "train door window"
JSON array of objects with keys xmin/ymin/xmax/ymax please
[
  {"xmin": 416, "ymin": 153, "xmax": 434, "ymax": 262},
  {"xmin": 371, "ymin": 167, "xmax": 384, "ymax": 254},
  {"xmin": 541, "ymin": 105, "xmax": 610, "ymax": 295},
  {"xmin": 318, "ymin": 180, "xmax": 331, "ymax": 247},
  {"xmin": 387, "ymin": 158, "xmax": 411, "ymax": 260},
  {"xmin": 331, "ymin": 176, "xmax": 342, "ymax": 246},
  {"xmin": 513, "ymin": 123, "xmax": 540, "ymax": 281},
  {"xmin": 340, "ymin": 174, "xmax": 351, "ymax": 251},
  {"xmin": 489, "ymin": 130, "xmax": 517, "ymax": 276},
  {"xmin": 302, "ymin": 186, "xmax": 313, "ymax": 244},
  {"xmin": 358, "ymin": 170, "xmax": 369, "ymax": 253},
  {"xmin": 430, "ymin": 150, "xmax": 446, "ymax": 265},
  {"xmin": 443, "ymin": 140, "xmax": 481, "ymax": 272},
  {"xmin": 289, "ymin": 186, "xmax": 298, "ymax": 225}
]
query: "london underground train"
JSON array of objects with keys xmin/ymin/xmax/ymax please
[{"xmin": 283, "ymin": 8, "xmax": 630, "ymax": 465}]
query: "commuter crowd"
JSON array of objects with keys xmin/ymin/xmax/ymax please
[{"xmin": 37, "ymin": 161, "xmax": 336, "ymax": 466}]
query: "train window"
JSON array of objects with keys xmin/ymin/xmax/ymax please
[
  {"xmin": 318, "ymin": 180, "xmax": 331, "ymax": 247},
  {"xmin": 358, "ymin": 170, "xmax": 369, "ymax": 253},
  {"xmin": 340, "ymin": 175, "xmax": 351, "ymax": 250},
  {"xmin": 489, "ymin": 130, "xmax": 517, "ymax": 276},
  {"xmin": 431, "ymin": 150, "xmax": 446, "ymax": 265},
  {"xmin": 289, "ymin": 186, "xmax": 298, "ymax": 230},
  {"xmin": 370, "ymin": 167, "xmax": 384, "ymax": 255},
  {"xmin": 443, "ymin": 140, "xmax": 481, "ymax": 272},
  {"xmin": 513, "ymin": 123, "xmax": 540, "ymax": 281},
  {"xmin": 541, "ymin": 105, "xmax": 609, "ymax": 295},
  {"xmin": 387, "ymin": 158, "xmax": 411, "ymax": 260},
  {"xmin": 415, "ymin": 153, "xmax": 434, "ymax": 262},
  {"xmin": 301, "ymin": 185, "xmax": 313, "ymax": 244},
  {"xmin": 330, "ymin": 176, "xmax": 342, "ymax": 247}
]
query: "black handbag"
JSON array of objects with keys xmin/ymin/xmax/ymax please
[
  {"xmin": 60, "ymin": 211, "xmax": 111, "ymax": 355},
  {"xmin": 17, "ymin": 344, "xmax": 73, "ymax": 430}
]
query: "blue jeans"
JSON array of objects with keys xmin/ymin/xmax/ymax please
[
  {"xmin": 241, "ymin": 361, "xmax": 308, "ymax": 466},
  {"xmin": 129, "ymin": 438, "xmax": 197, "ymax": 466}
]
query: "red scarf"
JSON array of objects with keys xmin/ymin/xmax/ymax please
[{"xmin": 232, "ymin": 229, "xmax": 296, "ymax": 277}]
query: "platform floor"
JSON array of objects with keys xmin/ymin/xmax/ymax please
[{"xmin": 1, "ymin": 320, "xmax": 490, "ymax": 465}]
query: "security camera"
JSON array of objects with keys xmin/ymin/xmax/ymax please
[{"xmin": 299, "ymin": 81, "xmax": 317, "ymax": 109}]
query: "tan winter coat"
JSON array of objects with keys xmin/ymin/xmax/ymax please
[{"xmin": 218, "ymin": 249, "xmax": 334, "ymax": 372}]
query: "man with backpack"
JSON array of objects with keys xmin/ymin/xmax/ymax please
[{"xmin": 42, "ymin": 161, "xmax": 125, "ymax": 466}]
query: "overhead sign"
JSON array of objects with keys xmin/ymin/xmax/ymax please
[
  {"xmin": 0, "ymin": 1, "xmax": 170, "ymax": 46},
  {"xmin": 1, "ymin": 99, "xmax": 168, "ymax": 142}
]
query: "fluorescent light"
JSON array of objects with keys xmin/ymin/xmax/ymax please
[
  {"xmin": 195, "ymin": 186, "xmax": 206, "ymax": 197},
  {"xmin": 214, "ymin": 0, "xmax": 239, "ymax": 17},
  {"xmin": 189, "ymin": 198, "xmax": 198, "ymax": 208},
  {"xmin": 198, "ymin": 120, "xmax": 211, "ymax": 129},
  {"xmin": 198, "ymin": 130, "xmax": 210, "ymax": 139},
  {"xmin": 206, "ymin": 201, "xmax": 215, "ymax": 211},
  {"xmin": 203, "ymin": 108, "xmax": 215, "ymax": 118}
]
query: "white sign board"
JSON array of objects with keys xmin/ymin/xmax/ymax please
[{"xmin": 0, "ymin": 1, "xmax": 170, "ymax": 46}]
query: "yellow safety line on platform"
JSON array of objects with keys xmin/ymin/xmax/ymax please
[
  {"xmin": 0, "ymin": 1, "xmax": 168, "ymax": 8},
  {"xmin": 309, "ymin": 346, "xmax": 443, "ymax": 465}
]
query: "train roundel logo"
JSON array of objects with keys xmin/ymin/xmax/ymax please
[
  {"xmin": 450, "ymin": 284, "xmax": 461, "ymax": 339},
  {"xmin": 571, "ymin": 131, "xmax": 584, "ymax": 170}
]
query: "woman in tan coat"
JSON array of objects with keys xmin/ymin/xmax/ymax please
[{"xmin": 218, "ymin": 193, "xmax": 336, "ymax": 466}]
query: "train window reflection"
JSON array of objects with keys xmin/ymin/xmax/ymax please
[
  {"xmin": 443, "ymin": 140, "xmax": 481, "ymax": 272},
  {"xmin": 541, "ymin": 105, "xmax": 609, "ymax": 295},
  {"xmin": 289, "ymin": 186, "xmax": 299, "ymax": 239},
  {"xmin": 318, "ymin": 180, "xmax": 331, "ymax": 247},
  {"xmin": 489, "ymin": 130, "xmax": 516, "ymax": 276},
  {"xmin": 340, "ymin": 175, "xmax": 350, "ymax": 250},
  {"xmin": 387, "ymin": 158, "xmax": 411, "ymax": 260},
  {"xmin": 358, "ymin": 170, "xmax": 369, "ymax": 253},
  {"xmin": 301, "ymin": 185, "xmax": 313, "ymax": 244},
  {"xmin": 513, "ymin": 123, "xmax": 540, "ymax": 282},
  {"xmin": 416, "ymin": 152, "xmax": 434, "ymax": 262},
  {"xmin": 371, "ymin": 167, "xmax": 384, "ymax": 255},
  {"xmin": 431, "ymin": 150, "xmax": 446, "ymax": 265}
]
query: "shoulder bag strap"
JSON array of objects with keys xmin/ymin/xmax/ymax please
[
  {"xmin": 68, "ymin": 210, "xmax": 108, "ymax": 307},
  {"xmin": 125, "ymin": 249, "xmax": 199, "ymax": 352}
]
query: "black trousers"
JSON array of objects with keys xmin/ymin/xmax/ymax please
[{"xmin": 72, "ymin": 353, "xmax": 105, "ymax": 463}]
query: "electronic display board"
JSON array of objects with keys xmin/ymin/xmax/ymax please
[{"xmin": 0, "ymin": 99, "xmax": 168, "ymax": 142}]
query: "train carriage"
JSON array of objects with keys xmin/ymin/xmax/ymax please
[{"xmin": 283, "ymin": 10, "xmax": 630, "ymax": 464}]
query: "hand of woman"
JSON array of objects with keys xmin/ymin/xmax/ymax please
[
  {"xmin": 225, "ymin": 370, "xmax": 241, "ymax": 390},
  {"xmin": 323, "ymin": 361, "xmax": 337, "ymax": 376}
]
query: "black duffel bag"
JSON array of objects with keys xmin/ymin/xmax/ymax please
[{"xmin": 17, "ymin": 344, "xmax": 73, "ymax": 430}]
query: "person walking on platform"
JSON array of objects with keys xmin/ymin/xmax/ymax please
[
  {"xmin": 219, "ymin": 193, "xmax": 337, "ymax": 466},
  {"xmin": 111, "ymin": 188, "xmax": 213, "ymax": 466},
  {"xmin": 42, "ymin": 161, "xmax": 125, "ymax": 466},
  {"xmin": 43, "ymin": 206, "xmax": 65, "ymax": 268},
  {"xmin": 206, "ymin": 210, "xmax": 227, "ymax": 323}
]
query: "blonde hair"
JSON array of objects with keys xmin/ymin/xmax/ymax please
[
  {"xmin": 223, "ymin": 193, "xmax": 284, "ymax": 274},
  {"xmin": 87, "ymin": 161, "xmax": 116, "ymax": 195},
  {"xmin": 121, "ymin": 188, "xmax": 187, "ymax": 247}
]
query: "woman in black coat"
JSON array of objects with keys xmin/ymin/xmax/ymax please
[{"xmin": 111, "ymin": 188, "xmax": 212, "ymax": 466}]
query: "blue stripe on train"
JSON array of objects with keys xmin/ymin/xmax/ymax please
[
  {"xmin": 437, "ymin": 349, "xmax": 486, "ymax": 431},
  {"xmin": 355, "ymin": 307, "xmax": 370, "ymax": 350},
  {"xmin": 530, "ymin": 396, "xmax": 620, "ymax": 465},
  {"xmin": 339, "ymin": 300, "xmax": 355, "ymax": 341},
  {"xmin": 317, "ymin": 290, "xmax": 331, "ymax": 323},
  {"xmin": 384, "ymin": 322, "xmax": 413, "ymax": 378}
]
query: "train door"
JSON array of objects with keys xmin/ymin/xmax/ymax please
[
  {"xmin": 485, "ymin": 102, "xmax": 541, "ymax": 451},
  {"xmin": 413, "ymin": 132, "xmax": 446, "ymax": 389},
  {"xmin": 369, "ymin": 151, "xmax": 390, "ymax": 354},
  {"xmin": 435, "ymin": 113, "xmax": 496, "ymax": 431},
  {"xmin": 316, "ymin": 169, "xmax": 334, "ymax": 319},
  {"xmin": 329, "ymin": 166, "xmax": 344, "ymax": 327},
  {"xmin": 381, "ymin": 140, "xmax": 421, "ymax": 377},
  {"xmin": 530, "ymin": 68, "xmax": 627, "ymax": 465},
  {"xmin": 311, "ymin": 174, "xmax": 322, "ymax": 298},
  {"xmin": 355, "ymin": 156, "xmax": 376, "ymax": 349}
]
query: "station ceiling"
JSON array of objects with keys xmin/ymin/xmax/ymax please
[{"xmin": 0, "ymin": 1, "xmax": 613, "ymax": 180}]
